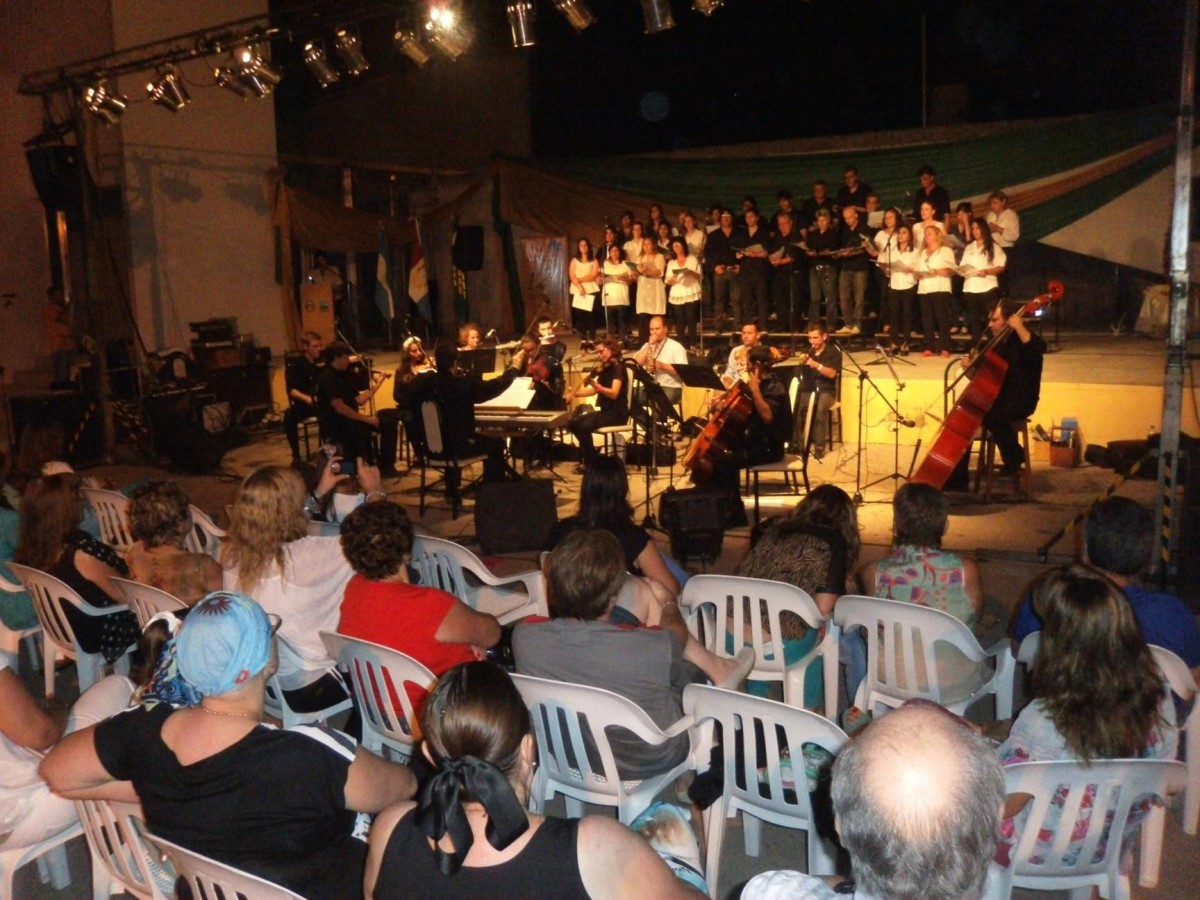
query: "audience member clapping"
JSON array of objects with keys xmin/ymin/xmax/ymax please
[{"xmin": 363, "ymin": 660, "xmax": 703, "ymax": 899}]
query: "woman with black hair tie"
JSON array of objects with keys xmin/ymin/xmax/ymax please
[
  {"xmin": 569, "ymin": 238, "xmax": 600, "ymax": 341},
  {"xmin": 363, "ymin": 661, "xmax": 702, "ymax": 899}
]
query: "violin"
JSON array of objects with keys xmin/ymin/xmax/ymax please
[{"xmin": 580, "ymin": 355, "xmax": 614, "ymax": 389}]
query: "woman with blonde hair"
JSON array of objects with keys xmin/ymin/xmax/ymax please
[
  {"xmin": 222, "ymin": 460, "xmax": 383, "ymax": 712},
  {"xmin": 916, "ymin": 225, "xmax": 956, "ymax": 357}
]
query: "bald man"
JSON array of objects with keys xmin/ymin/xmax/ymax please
[{"xmin": 743, "ymin": 702, "xmax": 1005, "ymax": 900}]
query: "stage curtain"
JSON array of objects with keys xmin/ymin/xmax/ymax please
[{"xmin": 267, "ymin": 170, "xmax": 417, "ymax": 252}]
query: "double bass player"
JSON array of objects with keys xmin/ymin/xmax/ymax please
[{"xmin": 974, "ymin": 300, "xmax": 1045, "ymax": 475}]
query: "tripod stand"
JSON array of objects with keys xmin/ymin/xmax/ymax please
[
  {"xmin": 629, "ymin": 362, "xmax": 682, "ymax": 529},
  {"xmin": 839, "ymin": 341, "xmax": 919, "ymax": 504}
]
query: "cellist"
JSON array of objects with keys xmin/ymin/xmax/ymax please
[{"xmin": 967, "ymin": 300, "xmax": 1046, "ymax": 476}]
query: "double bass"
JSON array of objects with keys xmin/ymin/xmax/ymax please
[{"xmin": 910, "ymin": 280, "xmax": 1064, "ymax": 488}]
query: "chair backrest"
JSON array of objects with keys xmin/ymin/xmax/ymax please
[
  {"xmin": 110, "ymin": 577, "xmax": 188, "ymax": 629},
  {"xmin": 510, "ymin": 672, "xmax": 682, "ymax": 805},
  {"xmin": 75, "ymin": 799, "xmax": 168, "ymax": 900},
  {"xmin": 1149, "ymin": 644, "xmax": 1199, "ymax": 834},
  {"xmin": 682, "ymin": 575, "xmax": 825, "ymax": 679},
  {"xmin": 184, "ymin": 506, "xmax": 226, "ymax": 559},
  {"xmin": 409, "ymin": 534, "xmax": 471, "ymax": 599},
  {"xmin": 8, "ymin": 562, "xmax": 95, "ymax": 656},
  {"xmin": 82, "ymin": 488, "xmax": 136, "ymax": 550},
  {"xmin": 998, "ymin": 759, "xmax": 1186, "ymax": 894},
  {"xmin": 418, "ymin": 400, "xmax": 448, "ymax": 459},
  {"xmin": 320, "ymin": 632, "xmax": 435, "ymax": 762},
  {"xmin": 410, "ymin": 535, "xmax": 545, "ymax": 623},
  {"xmin": 142, "ymin": 833, "xmax": 306, "ymax": 900},
  {"xmin": 683, "ymin": 682, "xmax": 846, "ymax": 824},
  {"xmin": 834, "ymin": 594, "xmax": 990, "ymax": 705}
]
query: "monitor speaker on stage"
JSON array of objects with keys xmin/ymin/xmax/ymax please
[
  {"xmin": 452, "ymin": 226, "xmax": 484, "ymax": 271},
  {"xmin": 476, "ymin": 480, "xmax": 556, "ymax": 554}
]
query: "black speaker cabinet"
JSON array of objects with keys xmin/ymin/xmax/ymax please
[
  {"xmin": 143, "ymin": 387, "xmax": 227, "ymax": 473},
  {"xmin": 9, "ymin": 392, "xmax": 105, "ymax": 467},
  {"xmin": 25, "ymin": 146, "xmax": 82, "ymax": 211},
  {"xmin": 476, "ymin": 480, "xmax": 557, "ymax": 555},
  {"xmin": 452, "ymin": 226, "xmax": 484, "ymax": 271}
]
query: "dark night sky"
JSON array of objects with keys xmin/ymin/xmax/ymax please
[{"xmin": 273, "ymin": 0, "xmax": 1186, "ymax": 160}]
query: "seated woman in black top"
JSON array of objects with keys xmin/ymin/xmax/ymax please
[
  {"xmin": 15, "ymin": 473, "xmax": 138, "ymax": 663},
  {"xmin": 364, "ymin": 660, "xmax": 701, "ymax": 900},
  {"xmin": 544, "ymin": 456, "xmax": 679, "ymax": 623}
]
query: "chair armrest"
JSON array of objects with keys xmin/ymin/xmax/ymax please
[
  {"xmin": 0, "ymin": 573, "xmax": 22, "ymax": 593},
  {"xmin": 990, "ymin": 641, "xmax": 1017, "ymax": 720},
  {"xmin": 660, "ymin": 714, "xmax": 696, "ymax": 740},
  {"xmin": 78, "ymin": 602, "xmax": 133, "ymax": 619}
]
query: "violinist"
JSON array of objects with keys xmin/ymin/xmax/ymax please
[
  {"xmin": 317, "ymin": 342, "xmax": 401, "ymax": 477},
  {"xmin": 971, "ymin": 301, "xmax": 1045, "ymax": 476},
  {"xmin": 564, "ymin": 339, "xmax": 627, "ymax": 474},
  {"xmin": 511, "ymin": 317, "xmax": 565, "ymax": 410},
  {"xmin": 393, "ymin": 336, "xmax": 435, "ymax": 446},
  {"xmin": 791, "ymin": 320, "xmax": 841, "ymax": 462}
]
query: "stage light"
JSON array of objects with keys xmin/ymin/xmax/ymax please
[
  {"xmin": 83, "ymin": 80, "xmax": 127, "ymax": 124},
  {"xmin": 215, "ymin": 65, "xmax": 254, "ymax": 98},
  {"xmin": 692, "ymin": 0, "xmax": 725, "ymax": 15},
  {"xmin": 553, "ymin": 0, "xmax": 595, "ymax": 32},
  {"xmin": 303, "ymin": 40, "xmax": 340, "ymax": 86},
  {"xmin": 146, "ymin": 66, "xmax": 190, "ymax": 112},
  {"xmin": 640, "ymin": 0, "xmax": 676, "ymax": 33},
  {"xmin": 506, "ymin": 2, "xmax": 536, "ymax": 48},
  {"xmin": 425, "ymin": 6, "xmax": 474, "ymax": 60},
  {"xmin": 334, "ymin": 27, "xmax": 370, "ymax": 76},
  {"xmin": 393, "ymin": 25, "xmax": 432, "ymax": 67},
  {"xmin": 233, "ymin": 44, "xmax": 282, "ymax": 97}
]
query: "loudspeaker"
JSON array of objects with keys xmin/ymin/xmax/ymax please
[
  {"xmin": 452, "ymin": 226, "xmax": 484, "ymax": 271},
  {"xmin": 144, "ymin": 388, "xmax": 228, "ymax": 473},
  {"xmin": 476, "ymin": 479, "xmax": 557, "ymax": 555},
  {"xmin": 10, "ymin": 392, "xmax": 105, "ymax": 467},
  {"xmin": 659, "ymin": 487, "xmax": 726, "ymax": 565},
  {"xmin": 25, "ymin": 146, "xmax": 82, "ymax": 211}
]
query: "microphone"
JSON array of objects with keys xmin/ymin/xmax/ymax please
[
  {"xmin": 899, "ymin": 416, "xmax": 916, "ymax": 428},
  {"xmin": 484, "ymin": 328, "xmax": 498, "ymax": 341}
]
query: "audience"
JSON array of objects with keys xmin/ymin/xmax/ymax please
[
  {"xmin": 14, "ymin": 473, "xmax": 138, "ymax": 664},
  {"xmin": 996, "ymin": 564, "xmax": 1177, "ymax": 867},
  {"xmin": 337, "ymin": 500, "xmax": 501, "ymax": 687},
  {"xmin": 743, "ymin": 702, "xmax": 1005, "ymax": 900},
  {"xmin": 1013, "ymin": 495, "xmax": 1200, "ymax": 679},
  {"xmin": 514, "ymin": 528, "xmax": 746, "ymax": 779},
  {"xmin": 125, "ymin": 480, "xmax": 223, "ymax": 604},
  {"xmin": 42, "ymin": 591, "xmax": 416, "ymax": 900},
  {"xmin": 363, "ymin": 661, "xmax": 703, "ymax": 899}
]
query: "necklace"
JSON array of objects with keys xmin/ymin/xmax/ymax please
[{"xmin": 198, "ymin": 704, "xmax": 259, "ymax": 721}]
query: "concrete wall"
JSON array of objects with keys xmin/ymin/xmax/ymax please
[
  {"xmin": 0, "ymin": 0, "xmax": 117, "ymax": 380},
  {"xmin": 112, "ymin": 1, "xmax": 282, "ymax": 356}
]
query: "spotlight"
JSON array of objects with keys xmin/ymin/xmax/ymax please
[
  {"xmin": 393, "ymin": 25, "xmax": 432, "ymax": 67},
  {"xmin": 215, "ymin": 65, "xmax": 254, "ymax": 98},
  {"xmin": 506, "ymin": 2, "xmax": 536, "ymax": 48},
  {"xmin": 425, "ymin": 6, "xmax": 474, "ymax": 60},
  {"xmin": 553, "ymin": 0, "xmax": 595, "ymax": 32},
  {"xmin": 334, "ymin": 27, "xmax": 370, "ymax": 76},
  {"xmin": 303, "ymin": 40, "xmax": 340, "ymax": 86},
  {"xmin": 692, "ymin": 0, "xmax": 725, "ymax": 14},
  {"xmin": 83, "ymin": 80, "xmax": 127, "ymax": 124},
  {"xmin": 640, "ymin": 0, "xmax": 676, "ymax": 33},
  {"xmin": 233, "ymin": 44, "xmax": 282, "ymax": 97},
  {"xmin": 146, "ymin": 66, "xmax": 190, "ymax": 112}
]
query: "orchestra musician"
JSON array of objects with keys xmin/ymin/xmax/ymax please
[
  {"xmin": 316, "ymin": 342, "xmax": 400, "ymax": 477},
  {"xmin": 971, "ymin": 301, "xmax": 1045, "ymax": 476},
  {"xmin": 564, "ymin": 339, "xmax": 628, "ymax": 474},
  {"xmin": 633, "ymin": 315, "xmax": 688, "ymax": 407},
  {"xmin": 511, "ymin": 317, "xmax": 566, "ymax": 411},
  {"xmin": 457, "ymin": 323, "xmax": 483, "ymax": 351},
  {"xmin": 284, "ymin": 331, "xmax": 324, "ymax": 466},
  {"xmin": 393, "ymin": 336, "xmax": 436, "ymax": 447},
  {"xmin": 722, "ymin": 321, "xmax": 763, "ymax": 388},
  {"xmin": 791, "ymin": 320, "xmax": 841, "ymax": 462}
]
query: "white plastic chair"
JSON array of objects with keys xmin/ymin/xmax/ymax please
[
  {"xmin": 1137, "ymin": 644, "xmax": 1200, "ymax": 888},
  {"xmin": 683, "ymin": 683, "xmax": 847, "ymax": 899},
  {"xmin": 413, "ymin": 399, "xmax": 487, "ymax": 519},
  {"xmin": 8, "ymin": 563, "xmax": 135, "ymax": 699},
  {"xmin": 184, "ymin": 506, "xmax": 226, "ymax": 559},
  {"xmin": 76, "ymin": 798, "xmax": 170, "ymax": 899},
  {"xmin": 742, "ymin": 455, "xmax": 809, "ymax": 526},
  {"xmin": 0, "ymin": 571, "xmax": 41, "ymax": 674},
  {"xmin": 681, "ymin": 574, "xmax": 837, "ymax": 718},
  {"xmin": 143, "ymin": 833, "xmax": 305, "ymax": 900},
  {"xmin": 81, "ymin": 488, "xmax": 136, "ymax": 551},
  {"xmin": 0, "ymin": 819, "xmax": 81, "ymax": 900},
  {"xmin": 109, "ymin": 577, "xmax": 188, "ymax": 629},
  {"xmin": 510, "ymin": 673, "xmax": 700, "ymax": 825},
  {"xmin": 988, "ymin": 758, "xmax": 1186, "ymax": 900},
  {"xmin": 410, "ymin": 535, "xmax": 547, "ymax": 624},
  {"xmin": 833, "ymin": 594, "xmax": 1015, "ymax": 719},
  {"xmin": 995, "ymin": 630, "xmax": 1042, "ymax": 721},
  {"xmin": 261, "ymin": 637, "xmax": 353, "ymax": 728},
  {"xmin": 320, "ymin": 632, "xmax": 436, "ymax": 762}
]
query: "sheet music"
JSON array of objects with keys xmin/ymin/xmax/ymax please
[{"xmin": 476, "ymin": 376, "xmax": 537, "ymax": 409}]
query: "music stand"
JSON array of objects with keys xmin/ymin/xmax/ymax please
[
  {"xmin": 627, "ymin": 362, "xmax": 684, "ymax": 528},
  {"xmin": 457, "ymin": 348, "xmax": 497, "ymax": 379},
  {"xmin": 673, "ymin": 364, "xmax": 726, "ymax": 393}
]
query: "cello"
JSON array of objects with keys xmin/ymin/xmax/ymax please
[
  {"xmin": 910, "ymin": 280, "xmax": 1064, "ymax": 489},
  {"xmin": 682, "ymin": 380, "xmax": 756, "ymax": 484}
]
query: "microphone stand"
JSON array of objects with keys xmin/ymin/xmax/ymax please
[
  {"xmin": 859, "ymin": 343, "xmax": 918, "ymax": 498},
  {"xmin": 834, "ymin": 339, "xmax": 912, "ymax": 505}
]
